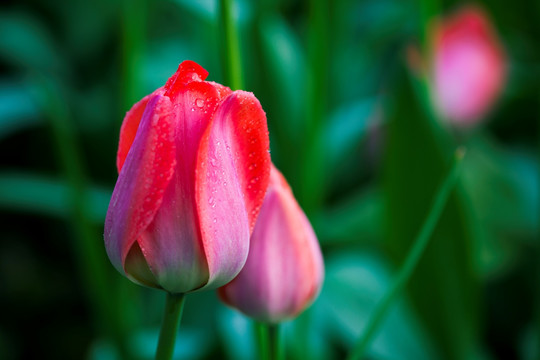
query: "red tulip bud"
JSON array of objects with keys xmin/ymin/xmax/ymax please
[
  {"xmin": 431, "ymin": 6, "xmax": 506, "ymax": 125},
  {"xmin": 104, "ymin": 61, "xmax": 271, "ymax": 293},
  {"xmin": 219, "ymin": 165, "xmax": 324, "ymax": 323}
]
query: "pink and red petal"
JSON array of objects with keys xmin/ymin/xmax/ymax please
[
  {"xmin": 135, "ymin": 80, "xmax": 225, "ymax": 293},
  {"xmin": 196, "ymin": 91, "xmax": 271, "ymax": 289},
  {"xmin": 117, "ymin": 87, "xmax": 165, "ymax": 172},
  {"xmin": 164, "ymin": 60, "xmax": 209, "ymax": 100},
  {"xmin": 219, "ymin": 166, "xmax": 324, "ymax": 323},
  {"xmin": 104, "ymin": 94, "xmax": 176, "ymax": 275}
]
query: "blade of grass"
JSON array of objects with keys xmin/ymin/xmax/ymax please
[
  {"xmin": 0, "ymin": 172, "xmax": 110, "ymax": 223},
  {"xmin": 38, "ymin": 76, "xmax": 131, "ymax": 359},
  {"xmin": 219, "ymin": 0, "xmax": 243, "ymax": 90},
  {"xmin": 347, "ymin": 148, "xmax": 466, "ymax": 360},
  {"xmin": 121, "ymin": 0, "xmax": 146, "ymax": 114},
  {"xmin": 255, "ymin": 322, "xmax": 270, "ymax": 360},
  {"xmin": 300, "ymin": 0, "xmax": 329, "ymax": 215}
]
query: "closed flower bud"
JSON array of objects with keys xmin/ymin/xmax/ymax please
[
  {"xmin": 219, "ymin": 165, "xmax": 324, "ymax": 323},
  {"xmin": 104, "ymin": 61, "xmax": 271, "ymax": 293},
  {"xmin": 431, "ymin": 6, "xmax": 506, "ymax": 126}
]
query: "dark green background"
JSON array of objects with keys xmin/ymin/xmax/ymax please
[{"xmin": 0, "ymin": 0, "xmax": 538, "ymax": 359}]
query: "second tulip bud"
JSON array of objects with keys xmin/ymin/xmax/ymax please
[{"xmin": 219, "ymin": 165, "xmax": 324, "ymax": 323}]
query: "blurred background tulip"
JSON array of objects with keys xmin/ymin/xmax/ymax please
[
  {"xmin": 429, "ymin": 6, "xmax": 506, "ymax": 126},
  {"xmin": 0, "ymin": 0, "xmax": 538, "ymax": 359},
  {"xmin": 219, "ymin": 165, "xmax": 324, "ymax": 323}
]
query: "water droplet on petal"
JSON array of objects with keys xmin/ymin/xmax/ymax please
[{"xmin": 196, "ymin": 98, "xmax": 204, "ymax": 108}]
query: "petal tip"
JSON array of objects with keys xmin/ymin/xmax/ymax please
[{"xmin": 164, "ymin": 60, "xmax": 210, "ymax": 96}]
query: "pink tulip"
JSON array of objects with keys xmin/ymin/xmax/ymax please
[
  {"xmin": 105, "ymin": 61, "xmax": 271, "ymax": 293},
  {"xmin": 219, "ymin": 165, "xmax": 324, "ymax": 323},
  {"xmin": 431, "ymin": 6, "xmax": 506, "ymax": 125}
]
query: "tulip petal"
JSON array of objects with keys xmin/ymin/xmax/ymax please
[
  {"xmin": 117, "ymin": 87, "xmax": 165, "ymax": 172},
  {"xmin": 104, "ymin": 94, "xmax": 176, "ymax": 275},
  {"xmin": 135, "ymin": 80, "xmax": 230, "ymax": 293},
  {"xmin": 432, "ymin": 6, "xmax": 505, "ymax": 123},
  {"xmin": 219, "ymin": 165, "xmax": 324, "ymax": 323},
  {"xmin": 116, "ymin": 60, "xmax": 210, "ymax": 173},
  {"xmin": 164, "ymin": 60, "xmax": 209, "ymax": 100},
  {"xmin": 196, "ymin": 91, "xmax": 271, "ymax": 290}
]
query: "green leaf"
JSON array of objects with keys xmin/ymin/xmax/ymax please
[
  {"xmin": 317, "ymin": 252, "xmax": 439, "ymax": 360},
  {"xmin": 258, "ymin": 14, "xmax": 306, "ymax": 142},
  {"xmin": 313, "ymin": 186, "xmax": 383, "ymax": 246},
  {"xmin": 461, "ymin": 135, "xmax": 539, "ymax": 278},
  {"xmin": 324, "ymin": 98, "xmax": 380, "ymax": 171},
  {"xmin": 0, "ymin": 172, "xmax": 110, "ymax": 223},
  {"xmin": 0, "ymin": 12, "xmax": 62, "ymax": 72},
  {"xmin": 0, "ymin": 80, "xmax": 42, "ymax": 139},
  {"xmin": 383, "ymin": 66, "xmax": 480, "ymax": 359},
  {"xmin": 217, "ymin": 307, "xmax": 257, "ymax": 360},
  {"xmin": 463, "ymin": 135, "xmax": 539, "ymax": 238}
]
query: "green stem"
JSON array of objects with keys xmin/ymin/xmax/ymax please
[
  {"xmin": 537, "ymin": 59, "xmax": 540, "ymax": 358},
  {"xmin": 39, "ymin": 77, "xmax": 130, "ymax": 358},
  {"xmin": 156, "ymin": 293, "xmax": 186, "ymax": 360},
  {"xmin": 268, "ymin": 323, "xmax": 283, "ymax": 360},
  {"xmin": 219, "ymin": 0, "xmax": 243, "ymax": 90},
  {"xmin": 121, "ymin": 0, "xmax": 146, "ymax": 114},
  {"xmin": 255, "ymin": 322, "xmax": 270, "ymax": 360},
  {"xmin": 346, "ymin": 148, "xmax": 466, "ymax": 360},
  {"xmin": 418, "ymin": 0, "xmax": 440, "ymax": 55},
  {"xmin": 301, "ymin": 0, "xmax": 329, "ymax": 215}
]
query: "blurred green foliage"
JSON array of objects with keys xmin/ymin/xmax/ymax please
[{"xmin": 0, "ymin": 0, "xmax": 538, "ymax": 359}]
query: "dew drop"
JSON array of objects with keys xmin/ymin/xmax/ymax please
[
  {"xmin": 213, "ymin": 218, "xmax": 217, "ymax": 223},
  {"xmin": 196, "ymin": 98, "xmax": 204, "ymax": 108}
]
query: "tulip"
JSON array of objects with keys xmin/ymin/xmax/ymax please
[
  {"xmin": 430, "ymin": 6, "xmax": 506, "ymax": 125},
  {"xmin": 104, "ymin": 60, "xmax": 271, "ymax": 294},
  {"xmin": 219, "ymin": 165, "xmax": 324, "ymax": 323}
]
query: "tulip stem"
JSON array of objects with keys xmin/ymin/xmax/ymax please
[
  {"xmin": 346, "ymin": 148, "xmax": 466, "ymax": 360},
  {"xmin": 156, "ymin": 293, "xmax": 186, "ymax": 360},
  {"xmin": 268, "ymin": 323, "xmax": 283, "ymax": 360},
  {"xmin": 219, "ymin": 0, "xmax": 244, "ymax": 90},
  {"xmin": 121, "ymin": 0, "xmax": 146, "ymax": 115},
  {"xmin": 255, "ymin": 322, "xmax": 283, "ymax": 360},
  {"xmin": 255, "ymin": 322, "xmax": 269, "ymax": 360},
  {"xmin": 301, "ymin": 0, "xmax": 329, "ymax": 215}
]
